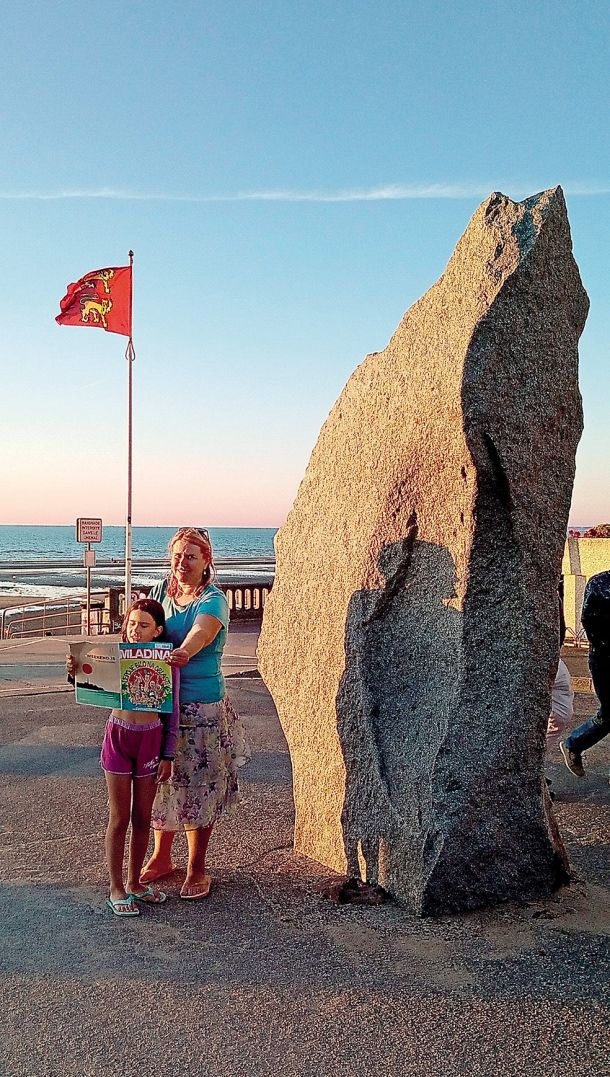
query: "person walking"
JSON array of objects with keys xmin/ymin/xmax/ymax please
[{"xmin": 561, "ymin": 570, "xmax": 610, "ymax": 778}]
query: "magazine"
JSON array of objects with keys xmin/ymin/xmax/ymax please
[
  {"xmin": 119, "ymin": 642, "xmax": 173, "ymax": 713},
  {"xmin": 70, "ymin": 641, "xmax": 173, "ymax": 712}
]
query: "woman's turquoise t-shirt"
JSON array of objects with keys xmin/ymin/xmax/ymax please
[{"xmin": 149, "ymin": 581, "xmax": 229, "ymax": 704}]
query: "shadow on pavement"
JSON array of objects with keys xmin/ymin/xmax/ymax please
[{"xmin": 0, "ymin": 744, "xmax": 101, "ymax": 777}]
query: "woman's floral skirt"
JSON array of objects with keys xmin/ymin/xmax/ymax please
[{"xmin": 151, "ymin": 696, "xmax": 250, "ymax": 832}]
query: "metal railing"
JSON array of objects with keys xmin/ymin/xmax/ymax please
[
  {"xmin": 0, "ymin": 595, "xmax": 106, "ymax": 639},
  {"xmin": 563, "ymin": 626, "xmax": 589, "ymax": 648}
]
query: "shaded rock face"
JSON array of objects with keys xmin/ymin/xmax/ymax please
[{"xmin": 258, "ymin": 187, "xmax": 589, "ymax": 915}]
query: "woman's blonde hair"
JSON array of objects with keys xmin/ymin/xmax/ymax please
[{"xmin": 167, "ymin": 527, "xmax": 215, "ymax": 598}]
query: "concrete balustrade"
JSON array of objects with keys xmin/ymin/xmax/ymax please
[{"xmin": 561, "ymin": 536, "xmax": 610, "ymax": 643}]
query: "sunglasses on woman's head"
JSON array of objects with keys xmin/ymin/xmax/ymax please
[{"xmin": 175, "ymin": 527, "xmax": 210, "ymax": 540}]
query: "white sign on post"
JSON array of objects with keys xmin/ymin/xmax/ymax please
[
  {"xmin": 76, "ymin": 518, "xmax": 103, "ymax": 543},
  {"xmin": 77, "ymin": 518, "xmax": 103, "ymax": 635}
]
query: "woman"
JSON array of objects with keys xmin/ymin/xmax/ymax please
[{"xmin": 140, "ymin": 526, "xmax": 249, "ymax": 899}]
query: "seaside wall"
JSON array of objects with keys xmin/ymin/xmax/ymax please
[
  {"xmin": 562, "ymin": 537, "xmax": 610, "ymax": 640},
  {"xmin": 1, "ymin": 579, "xmax": 273, "ymax": 640}
]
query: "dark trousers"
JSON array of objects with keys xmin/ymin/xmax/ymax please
[{"xmin": 565, "ymin": 647, "xmax": 610, "ymax": 754}]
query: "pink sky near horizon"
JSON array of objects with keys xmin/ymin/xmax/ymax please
[
  {"xmin": 1, "ymin": 387, "xmax": 606, "ymax": 529},
  {"xmin": 1, "ymin": 459, "xmax": 604, "ymax": 530},
  {"xmin": 0, "ymin": 479, "xmax": 290, "ymax": 529}
]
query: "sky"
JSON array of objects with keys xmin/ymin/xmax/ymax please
[{"xmin": 1, "ymin": 1, "xmax": 608, "ymax": 528}]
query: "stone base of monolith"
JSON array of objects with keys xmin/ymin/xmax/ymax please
[{"xmin": 258, "ymin": 187, "xmax": 588, "ymax": 914}]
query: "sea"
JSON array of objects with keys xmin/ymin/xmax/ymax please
[{"xmin": 0, "ymin": 525, "xmax": 277, "ymax": 600}]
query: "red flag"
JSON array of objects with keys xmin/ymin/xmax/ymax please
[{"xmin": 56, "ymin": 266, "xmax": 132, "ymax": 337}]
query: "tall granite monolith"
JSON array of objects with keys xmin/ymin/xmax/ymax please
[{"xmin": 258, "ymin": 187, "xmax": 589, "ymax": 914}]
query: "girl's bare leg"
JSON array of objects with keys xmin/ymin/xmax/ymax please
[
  {"xmin": 126, "ymin": 777, "xmax": 158, "ymax": 893},
  {"xmin": 104, "ymin": 773, "xmax": 132, "ymax": 901},
  {"xmin": 140, "ymin": 829, "xmax": 177, "ymax": 882},
  {"xmin": 183, "ymin": 824, "xmax": 214, "ymax": 889}
]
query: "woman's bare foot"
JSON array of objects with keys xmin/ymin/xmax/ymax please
[{"xmin": 140, "ymin": 859, "xmax": 177, "ymax": 883}]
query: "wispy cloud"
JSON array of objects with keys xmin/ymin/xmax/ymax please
[{"xmin": 0, "ymin": 182, "xmax": 608, "ymax": 202}]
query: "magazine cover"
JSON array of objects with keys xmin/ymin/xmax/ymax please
[
  {"xmin": 119, "ymin": 642, "xmax": 174, "ymax": 713},
  {"xmin": 70, "ymin": 641, "xmax": 121, "ymax": 708},
  {"xmin": 70, "ymin": 642, "xmax": 174, "ymax": 712}
]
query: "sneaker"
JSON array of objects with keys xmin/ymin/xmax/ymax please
[{"xmin": 560, "ymin": 741, "xmax": 585, "ymax": 778}]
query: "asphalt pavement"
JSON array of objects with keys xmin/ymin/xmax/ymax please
[{"xmin": 0, "ymin": 634, "xmax": 608, "ymax": 1077}]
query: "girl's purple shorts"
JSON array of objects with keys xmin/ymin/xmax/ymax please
[{"xmin": 100, "ymin": 715, "xmax": 162, "ymax": 779}]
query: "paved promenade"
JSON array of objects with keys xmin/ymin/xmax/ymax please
[{"xmin": 0, "ymin": 632, "xmax": 608, "ymax": 1076}]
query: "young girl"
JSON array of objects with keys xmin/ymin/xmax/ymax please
[{"xmin": 67, "ymin": 598, "xmax": 179, "ymax": 916}]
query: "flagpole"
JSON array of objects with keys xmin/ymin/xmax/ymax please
[{"xmin": 125, "ymin": 250, "xmax": 135, "ymax": 610}]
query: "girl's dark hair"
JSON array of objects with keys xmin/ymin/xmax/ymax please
[{"xmin": 120, "ymin": 598, "xmax": 166, "ymax": 642}]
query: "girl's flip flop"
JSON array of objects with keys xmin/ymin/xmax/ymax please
[
  {"xmin": 106, "ymin": 896, "xmax": 140, "ymax": 917},
  {"xmin": 128, "ymin": 885, "xmax": 167, "ymax": 904}
]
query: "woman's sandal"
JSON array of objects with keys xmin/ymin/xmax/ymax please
[
  {"xmin": 129, "ymin": 885, "xmax": 167, "ymax": 904},
  {"xmin": 139, "ymin": 863, "xmax": 178, "ymax": 883},
  {"xmin": 106, "ymin": 896, "xmax": 140, "ymax": 917},
  {"xmin": 180, "ymin": 876, "xmax": 212, "ymax": 900}
]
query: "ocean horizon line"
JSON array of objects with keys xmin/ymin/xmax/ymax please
[{"xmin": 0, "ymin": 522, "xmax": 280, "ymax": 529}]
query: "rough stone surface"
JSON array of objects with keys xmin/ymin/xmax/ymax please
[{"xmin": 258, "ymin": 187, "xmax": 589, "ymax": 915}]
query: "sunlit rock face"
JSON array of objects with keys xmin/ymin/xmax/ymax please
[{"xmin": 258, "ymin": 187, "xmax": 589, "ymax": 915}]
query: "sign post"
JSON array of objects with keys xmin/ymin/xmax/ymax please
[{"xmin": 76, "ymin": 518, "xmax": 103, "ymax": 634}]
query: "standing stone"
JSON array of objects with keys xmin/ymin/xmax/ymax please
[{"xmin": 258, "ymin": 187, "xmax": 589, "ymax": 914}]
